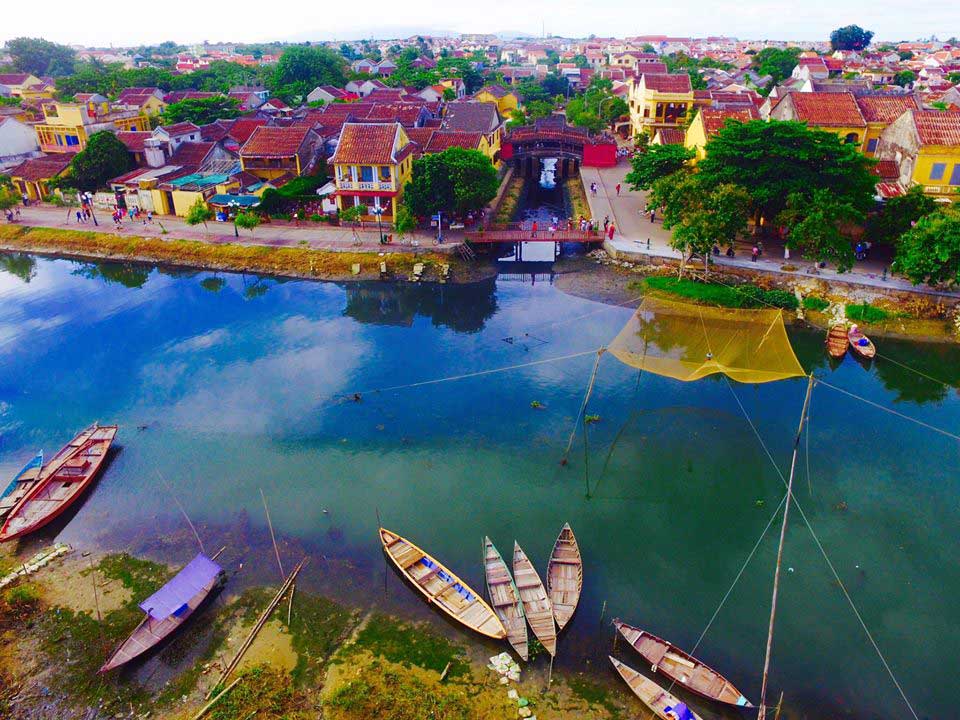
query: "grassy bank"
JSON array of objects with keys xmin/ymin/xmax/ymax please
[
  {"xmin": 0, "ymin": 225, "xmax": 469, "ymax": 283},
  {"xmin": 634, "ymin": 276, "xmax": 799, "ymax": 309},
  {"xmin": 493, "ymin": 176, "xmax": 524, "ymax": 224}
]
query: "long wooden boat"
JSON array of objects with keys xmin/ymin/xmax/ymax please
[
  {"xmin": 609, "ymin": 656, "xmax": 704, "ymax": 720},
  {"xmin": 379, "ymin": 528, "xmax": 506, "ymax": 639},
  {"xmin": 513, "ymin": 541, "xmax": 556, "ymax": 656},
  {"xmin": 848, "ymin": 327, "xmax": 876, "ymax": 359},
  {"xmin": 614, "ymin": 620, "xmax": 752, "ymax": 707},
  {"xmin": 100, "ymin": 553, "xmax": 224, "ymax": 673},
  {"xmin": 0, "ymin": 451, "xmax": 43, "ymax": 524},
  {"xmin": 546, "ymin": 523, "xmax": 582, "ymax": 630},
  {"xmin": 483, "ymin": 537, "xmax": 528, "ymax": 660},
  {"xmin": 0, "ymin": 424, "xmax": 118, "ymax": 542},
  {"xmin": 825, "ymin": 325, "xmax": 848, "ymax": 359}
]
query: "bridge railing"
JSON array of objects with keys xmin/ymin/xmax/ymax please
[{"xmin": 465, "ymin": 229, "xmax": 603, "ymax": 243}]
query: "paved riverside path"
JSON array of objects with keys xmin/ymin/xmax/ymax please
[
  {"xmin": 7, "ymin": 204, "xmax": 462, "ymax": 254},
  {"xmin": 580, "ymin": 163, "xmax": 960, "ymax": 299}
]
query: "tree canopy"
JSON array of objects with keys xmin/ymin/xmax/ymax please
[
  {"xmin": 272, "ymin": 46, "xmax": 347, "ymax": 104},
  {"xmin": 865, "ymin": 186, "xmax": 937, "ymax": 245},
  {"xmin": 750, "ymin": 47, "xmax": 802, "ymax": 89},
  {"xmin": 624, "ymin": 144, "xmax": 694, "ymax": 190},
  {"xmin": 565, "ymin": 76, "xmax": 627, "ymax": 131},
  {"xmin": 69, "ymin": 131, "xmax": 134, "ymax": 191},
  {"xmin": 779, "ymin": 189, "xmax": 864, "ymax": 272},
  {"xmin": 6, "ymin": 37, "xmax": 76, "ymax": 76},
  {"xmin": 830, "ymin": 25, "xmax": 875, "ymax": 51},
  {"xmin": 162, "ymin": 96, "xmax": 241, "ymax": 125},
  {"xmin": 404, "ymin": 148, "xmax": 498, "ymax": 218},
  {"xmin": 893, "ymin": 205, "xmax": 960, "ymax": 286}
]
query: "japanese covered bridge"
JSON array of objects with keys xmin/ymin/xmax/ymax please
[{"xmin": 500, "ymin": 117, "xmax": 618, "ymax": 179}]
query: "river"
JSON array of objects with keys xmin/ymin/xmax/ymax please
[{"xmin": 1, "ymin": 252, "xmax": 958, "ymax": 719}]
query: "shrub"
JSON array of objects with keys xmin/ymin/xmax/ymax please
[
  {"xmin": 4, "ymin": 583, "xmax": 40, "ymax": 606},
  {"xmin": 846, "ymin": 302, "xmax": 892, "ymax": 323},
  {"xmin": 644, "ymin": 276, "xmax": 798, "ymax": 309},
  {"xmin": 803, "ymin": 296, "xmax": 830, "ymax": 312},
  {"xmin": 310, "ymin": 213, "xmax": 323, "ymax": 222}
]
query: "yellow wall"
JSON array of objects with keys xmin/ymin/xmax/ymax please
[
  {"xmin": 475, "ymin": 89, "xmax": 518, "ymax": 116},
  {"xmin": 628, "ymin": 82, "xmax": 694, "ymax": 138},
  {"xmin": 910, "ymin": 148, "xmax": 960, "ymax": 199},
  {"xmin": 138, "ymin": 96, "xmax": 167, "ymax": 116},
  {"xmin": 683, "ymin": 111, "xmax": 709, "ymax": 161},
  {"xmin": 4, "ymin": 74, "xmax": 41, "ymax": 97},
  {"xmin": 808, "ymin": 124, "xmax": 866, "ymax": 152},
  {"xmin": 333, "ymin": 155, "xmax": 414, "ymax": 220}
]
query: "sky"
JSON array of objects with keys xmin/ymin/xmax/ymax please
[{"xmin": 3, "ymin": 0, "xmax": 958, "ymax": 47}]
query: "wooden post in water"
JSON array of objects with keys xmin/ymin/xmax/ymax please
[{"xmin": 598, "ymin": 599, "xmax": 607, "ymax": 626}]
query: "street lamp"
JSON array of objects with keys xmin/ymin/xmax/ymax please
[
  {"xmin": 228, "ymin": 200, "xmax": 239, "ymax": 238},
  {"xmin": 371, "ymin": 204, "xmax": 385, "ymax": 244}
]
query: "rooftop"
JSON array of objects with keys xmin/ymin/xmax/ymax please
[
  {"xmin": 912, "ymin": 110, "xmax": 960, "ymax": 146},
  {"xmin": 330, "ymin": 123, "xmax": 410, "ymax": 165},
  {"xmin": 240, "ymin": 125, "xmax": 314, "ymax": 157},
  {"xmin": 788, "ymin": 91, "xmax": 866, "ymax": 127}
]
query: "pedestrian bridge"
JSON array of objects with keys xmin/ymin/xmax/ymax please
[{"xmin": 465, "ymin": 228, "xmax": 603, "ymax": 244}]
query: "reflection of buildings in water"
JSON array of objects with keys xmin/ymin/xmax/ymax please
[{"xmin": 342, "ymin": 277, "xmax": 498, "ymax": 333}]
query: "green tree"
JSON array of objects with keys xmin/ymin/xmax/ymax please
[
  {"xmin": 0, "ymin": 187, "xmax": 19, "ymax": 211},
  {"xmin": 830, "ymin": 25, "xmax": 875, "ymax": 51},
  {"xmin": 696, "ymin": 120, "xmax": 876, "ymax": 226},
  {"xmin": 948, "ymin": 71, "xmax": 960, "ymax": 85},
  {"xmin": 893, "ymin": 70, "xmax": 916, "ymax": 87},
  {"xmin": 751, "ymin": 47, "xmax": 802, "ymax": 88},
  {"xmin": 185, "ymin": 197, "xmax": 214, "ymax": 236},
  {"xmin": 404, "ymin": 148, "xmax": 497, "ymax": 217},
  {"xmin": 162, "ymin": 96, "xmax": 241, "ymax": 125},
  {"xmin": 779, "ymin": 189, "xmax": 864, "ymax": 272},
  {"xmin": 393, "ymin": 204, "xmax": 416, "ymax": 237},
  {"xmin": 272, "ymin": 46, "xmax": 347, "ymax": 103},
  {"xmin": 404, "ymin": 153, "xmax": 455, "ymax": 217},
  {"xmin": 892, "ymin": 205, "xmax": 960, "ymax": 286},
  {"xmin": 898, "ymin": 50, "xmax": 915, "ymax": 61},
  {"xmin": 573, "ymin": 54, "xmax": 590, "ymax": 68},
  {"xmin": 525, "ymin": 99, "xmax": 554, "ymax": 120},
  {"xmin": 69, "ymin": 131, "xmax": 133, "ymax": 191},
  {"xmin": 624, "ymin": 144, "xmax": 694, "ymax": 190},
  {"xmin": 234, "ymin": 211, "xmax": 261, "ymax": 238},
  {"xmin": 6, "ymin": 37, "xmax": 76, "ymax": 76},
  {"xmin": 865, "ymin": 185, "xmax": 937, "ymax": 245},
  {"xmin": 340, "ymin": 44, "xmax": 359, "ymax": 61}
]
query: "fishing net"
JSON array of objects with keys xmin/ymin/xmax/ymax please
[{"xmin": 607, "ymin": 296, "xmax": 804, "ymax": 384}]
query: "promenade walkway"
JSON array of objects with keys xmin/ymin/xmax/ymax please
[
  {"xmin": 6, "ymin": 204, "xmax": 462, "ymax": 254},
  {"xmin": 580, "ymin": 163, "xmax": 960, "ymax": 299}
]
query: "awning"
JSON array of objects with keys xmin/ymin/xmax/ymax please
[{"xmin": 139, "ymin": 554, "xmax": 221, "ymax": 620}]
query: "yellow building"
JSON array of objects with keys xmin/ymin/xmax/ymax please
[
  {"xmin": 628, "ymin": 73, "xmax": 694, "ymax": 139},
  {"xmin": 474, "ymin": 84, "xmax": 519, "ymax": 116},
  {"xmin": 330, "ymin": 122, "xmax": 414, "ymax": 221},
  {"xmin": 18, "ymin": 82, "xmax": 56, "ymax": 101},
  {"xmin": 855, "ymin": 95, "xmax": 919, "ymax": 156},
  {"xmin": 441, "ymin": 101, "xmax": 505, "ymax": 165},
  {"xmin": 768, "ymin": 91, "xmax": 866, "ymax": 150},
  {"xmin": 34, "ymin": 101, "xmax": 150, "ymax": 153},
  {"xmin": 239, "ymin": 125, "xmax": 320, "ymax": 181},
  {"xmin": 876, "ymin": 109, "xmax": 960, "ymax": 200},
  {"xmin": 0, "ymin": 73, "xmax": 42, "ymax": 97},
  {"xmin": 9, "ymin": 154, "xmax": 73, "ymax": 201},
  {"xmin": 684, "ymin": 106, "xmax": 760, "ymax": 161}
]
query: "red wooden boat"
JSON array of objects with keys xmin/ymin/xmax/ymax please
[
  {"xmin": 0, "ymin": 424, "xmax": 118, "ymax": 542},
  {"xmin": 614, "ymin": 619, "xmax": 752, "ymax": 707}
]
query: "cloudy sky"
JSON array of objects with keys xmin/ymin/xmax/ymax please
[{"xmin": 4, "ymin": 1, "xmax": 958, "ymax": 47}]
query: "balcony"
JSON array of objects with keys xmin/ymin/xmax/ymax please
[{"xmin": 337, "ymin": 179, "xmax": 395, "ymax": 191}]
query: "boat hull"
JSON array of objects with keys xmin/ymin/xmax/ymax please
[
  {"xmin": 513, "ymin": 541, "xmax": 556, "ymax": 656},
  {"xmin": 546, "ymin": 523, "xmax": 582, "ymax": 631},
  {"xmin": 609, "ymin": 656, "xmax": 704, "ymax": 720},
  {"xmin": 484, "ymin": 537, "xmax": 528, "ymax": 660}
]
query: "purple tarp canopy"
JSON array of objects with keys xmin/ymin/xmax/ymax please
[
  {"xmin": 665, "ymin": 703, "xmax": 696, "ymax": 720},
  {"xmin": 140, "ymin": 553, "xmax": 221, "ymax": 620}
]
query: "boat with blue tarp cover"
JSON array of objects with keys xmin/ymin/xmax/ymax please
[
  {"xmin": 0, "ymin": 451, "xmax": 43, "ymax": 524},
  {"xmin": 379, "ymin": 527, "xmax": 506, "ymax": 639},
  {"xmin": 99, "ymin": 553, "xmax": 224, "ymax": 673}
]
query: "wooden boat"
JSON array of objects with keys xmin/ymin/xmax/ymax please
[
  {"xmin": 0, "ymin": 424, "xmax": 118, "ymax": 542},
  {"xmin": 825, "ymin": 325, "xmax": 848, "ymax": 359},
  {"xmin": 609, "ymin": 656, "xmax": 704, "ymax": 720},
  {"xmin": 613, "ymin": 620, "xmax": 752, "ymax": 707},
  {"xmin": 379, "ymin": 528, "xmax": 506, "ymax": 639},
  {"xmin": 848, "ymin": 327, "xmax": 876, "ymax": 359},
  {"xmin": 100, "ymin": 553, "xmax": 224, "ymax": 673},
  {"xmin": 483, "ymin": 537, "xmax": 528, "ymax": 660},
  {"xmin": 513, "ymin": 541, "xmax": 556, "ymax": 656},
  {"xmin": 546, "ymin": 523, "xmax": 582, "ymax": 630},
  {"xmin": 0, "ymin": 451, "xmax": 43, "ymax": 524}
]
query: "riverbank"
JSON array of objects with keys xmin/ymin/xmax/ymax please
[
  {"xmin": 0, "ymin": 543, "xmax": 640, "ymax": 720},
  {"xmin": 0, "ymin": 225, "xmax": 497, "ymax": 285}
]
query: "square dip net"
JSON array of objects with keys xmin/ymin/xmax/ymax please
[{"xmin": 607, "ymin": 296, "xmax": 805, "ymax": 384}]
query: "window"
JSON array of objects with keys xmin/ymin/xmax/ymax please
[
  {"xmin": 360, "ymin": 166, "xmax": 374, "ymax": 182},
  {"xmin": 930, "ymin": 163, "xmax": 946, "ymax": 181},
  {"xmin": 379, "ymin": 166, "xmax": 391, "ymax": 181},
  {"xmin": 866, "ymin": 138, "xmax": 878, "ymax": 153},
  {"xmin": 844, "ymin": 133, "xmax": 859, "ymax": 145},
  {"xmin": 66, "ymin": 135, "xmax": 79, "ymax": 146},
  {"xmin": 950, "ymin": 164, "xmax": 960, "ymax": 187}
]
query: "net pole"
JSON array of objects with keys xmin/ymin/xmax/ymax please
[{"xmin": 758, "ymin": 373, "xmax": 815, "ymax": 719}]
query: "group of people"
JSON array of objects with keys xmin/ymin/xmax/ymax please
[
  {"xmin": 4, "ymin": 207, "xmax": 21, "ymax": 223},
  {"xmin": 105, "ymin": 205, "xmax": 153, "ymax": 229},
  {"xmin": 854, "ymin": 240, "xmax": 873, "ymax": 261}
]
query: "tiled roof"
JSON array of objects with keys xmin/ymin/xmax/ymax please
[
  {"xmin": 855, "ymin": 95, "xmax": 919, "ymax": 123},
  {"xmin": 640, "ymin": 73, "xmax": 693, "ymax": 93},
  {"xmin": 330, "ymin": 123, "xmax": 408, "ymax": 165},
  {"xmin": 478, "ymin": 84, "xmax": 511, "ymax": 98},
  {"xmin": 442, "ymin": 102, "xmax": 501, "ymax": 133},
  {"xmin": 117, "ymin": 87, "xmax": 161, "ymax": 99},
  {"xmin": 159, "ymin": 122, "xmax": 201, "ymax": 137},
  {"xmin": 116, "ymin": 131, "xmax": 152, "ymax": 152},
  {"xmin": 169, "ymin": 142, "xmax": 214, "ymax": 167},
  {"xmin": 405, "ymin": 127, "xmax": 436, "ymax": 149},
  {"xmin": 871, "ymin": 159, "xmax": 901, "ymax": 179},
  {"xmin": 789, "ymin": 92, "xmax": 865, "ymax": 127},
  {"xmin": 225, "ymin": 117, "xmax": 268, "ymax": 144},
  {"xmin": 9, "ymin": 154, "xmax": 72, "ymax": 182},
  {"xmin": 0, "ymin": 73, "xmax": 33, "ymax": 86},
  {"xmin": 700, "ymin": 107, "xmax": 760, "ymax": 136},
  {"xmin": 912, "ymin": 110, "xmax": 960, "ymax": 146},
  {"xmin": 424, "ymin": 131, "xmax": 483, "ymax": 153},
  {"xmin": 654, "ymin": 128, "xmax": 685, "ymax": 144},
  {"xmin": 164, "ymin": 91, "xmax": 218, "ymax": 103},
  {"xmin": 118, "ymin": 93, "xmax": 158, "ymax": 108},
  {"xmin": 200, "ymin": 123, "xmax": 230, "ymax": 142},
  {"xmin": 364, "ymin": 103, "xmax": 426, "ymax": 126},
  {"xmin": 240, "ymin": 125, "xmax": 314, "ymax": 157}
]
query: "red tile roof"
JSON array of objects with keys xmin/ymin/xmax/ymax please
[
  {"xmin": 0, "ymin": 73, "xmax": 34, "ymax": 86},
  {"xmin": 169, "ymin": 141, "xmax": 215, "ymax": 167},
  {"xmin": 364, "ymin": 103, "xmax": 426, "ymax": 126},
  {"xmin": 405, "ymin": 127, "xmax": 436, "ymax": 148},
  {"xmin": 240, "ymin": 125, "xmax": 314, "ymax": 157},
  {"xmin": 789, "ymin": 91, "xmax": 865, "ymax": 127},
  {"xmin": 225, "ymin": 117, "xmax": 269, "ymax": 144},
  {"xmin": 654, "ymin": 128, "xmax": 685, "ymax": 144},
  {"xmin": 699, "ymin": 107, "xmax": 760, "ymax": 136},
  {"xmin": 424, "ymin": 131, "xmax": 484, "ymax": 153},
  {"xmin": 9, "ymin": 154, "xmax": 72, "ymax": 182},
  {"xmin": 855, "ymin": 95, "xmax": 919, "ymax": 123},
  {"xmin": 871, "ymin": 160, "xmax": 901, "ymax": 179},
  {"xmin": 912, "ymin": 110, "xmax": 960, "ymax": 145},
  {"xmin": 159, "ymin": 122, "xmax": 201, "ymax": 137},
  {"xmin": 330, "ymin": 123, "xmax": 410, "ymax": 165},
  {"xmin": 116, "ymin": 131, "xmax": 152, "ymax": 152},
  {"xmin": 640, "ymin": 73, "xmax": 692, "ymax": 93}
]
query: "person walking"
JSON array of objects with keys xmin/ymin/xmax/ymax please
[
  {"xmin": 607, "ymin": 223, "xmax": 616, "ymax": 240},
  {"xmin": 649, "ymin": 209, "xmax": 656, "ymax": 223},
  {"xmin": 603, "ymin": 215, "xmax": 609, "ymax": 231},
  {"xmin": 615, "ymin": 183, "xmax": 621, "ymax": 196},
  {"xmin": 531, "ymin": 220, "xmax": 538, "ymax": 238},
  {"xmin": 751, "ymin": 245, "xmax": 759, "ymax": 262},
  {"xmin": 76, "ymin": 210, "xmax": 83, "ymax": 224}
]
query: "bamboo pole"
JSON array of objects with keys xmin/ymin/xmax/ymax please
[
  {"xmin": 758, "ymin": 374, "xmax": 815, "ymax": 720},
  {"xmin": 260, "ymin": 488, "xmax": 284, "ymax": 580},
  {"xmin": 208, "ymin": 557, "xmax": 306, "ymax": 696},
  {"xmin": 192, "ymin": 675, "xmax": 243, "ymax": 720}
]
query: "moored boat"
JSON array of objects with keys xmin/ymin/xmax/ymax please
[
  {"xmin": 613, "ymin": 619, "xmax": 752, "ymax": 707},
  {"xmin": 609, "ymin": 656, "xmax": 704, "ymax": 720},
  {"xmin": 0, "ymin": 451, "xmax": 43, "ymax": 524},
  {"xmin": 379, "ymin": 528, "xmax": 506, "ymax": 639},
  {"xmin": 826, "ymin": 325, "xmax": 848, "ymax": 359},
  {"xmin": 100, "ymin": 553, "xmax": 224, "ymax": 673},
  {"xmin": 847, "ymin": 325, "xmax": 876, "ymax": 359},
  {"xmin": 0, "ymin": 424, "xmax": 118, "ymax": 542},
  {"xmin": 513, "ymin": 541, "xmax": 556, "ymax": 656},
  {"xmin": 546, "ymin": 523, "xmax": 582, "ymax": 631},
  {"xmin": 483, "ymin": 537, "xmax": 528, "ymax": 660}
]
